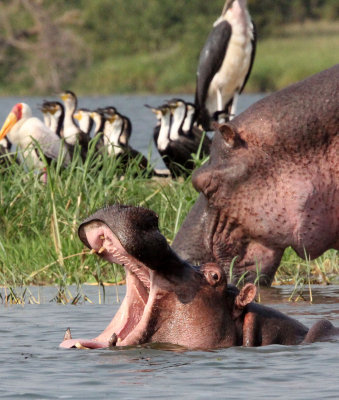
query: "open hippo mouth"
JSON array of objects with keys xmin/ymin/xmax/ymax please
[{"xmin": 60, "ymin": 205, "xmax": 179, "ymax": 349}]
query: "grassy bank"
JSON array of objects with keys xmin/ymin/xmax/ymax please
[
  {"xmin": 1, "ymin": 20, "xmax": 338, "ymax": 96},
  {"xmin": 0, "ymin": 148, "xmax": 338, "ymax": 302}
]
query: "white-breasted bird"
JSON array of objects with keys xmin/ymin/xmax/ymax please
[
  {"xmin": 195, "ymin": 0, "xmax": 256, "ymax": 130},
  {"xmin": 0, "ymin": 103, "xmax": 70, "ymax": 170},
  {"xmin": 73, "ymin": 108, "xmax": 94, "ymax": 137},
  {"xmin": 39, "ymin": 101, "xmax": 65, "ymax": 138},
  {"xmin": 147, "ymin": 100, "xmax": 211, "ymax": 178},
  {"xmin": 59, "ymin": 90, "xmax": 90, "ymax": 160}
]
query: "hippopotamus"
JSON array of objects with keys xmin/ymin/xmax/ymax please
[
  {"xmin": 172, "ymin": 65, "xmax": 339, "ymax": 286},
  {"xmin": 60, "ymin": 205, "xmax": 338, "ymax": 350}
]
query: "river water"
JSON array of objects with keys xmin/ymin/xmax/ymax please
[
  {"xmin": 0, "ymin": 93, "xmax": 265, "ymax": 167},
  {"xmin": 1, "ymin": 94, "xmax": 338, "ymax": 398},
  {"xmin": 1, "ymin": 284, "xmax": 338, "ymax": 399}
]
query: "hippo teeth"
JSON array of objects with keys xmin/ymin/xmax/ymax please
[
  {"xmin": 63, "ymin": 328, "xmax": 72, "ymax": 341},
  {"xmin": 108, "ymin": 333, "xmax": 117, "ymax": 347},
  {"xmin": 90, "ymin": 246, "xmax": 106, "ymax": 254},
  {"xmin": 75, "ymin": 342, "xmax": 90, "ymax": 350}
]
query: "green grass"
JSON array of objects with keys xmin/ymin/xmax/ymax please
[
  {"xmin": 37, "ymin": 21, "xmax": 339, "ymax": 96},
  {"xmin": 249, "ymin": 21, "xmax": 339, "ymax": 92},
  {"xmin": 0, "ymin": 143, "xmax": 338, "ymax": 301},
  {"xmin": 1, "ymin": 21, "xmax": 338, "ymax": 95},
  {"xmin": 0, "ymin": 145, "xmax": 197, "ymax": 289}
]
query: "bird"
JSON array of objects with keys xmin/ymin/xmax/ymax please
[
  {"xmin": 102, "ymin": 107, "xmax": 156, "ymax": 177},
  {"xmin": 86, "ymin": 109, "xmax": 106, "ymax": 152},
  {"xmin": 39, "ymin": 101, "xmax": 65, "ymax": 138},
  {"xmin": 147, "ymin": 100, "xmax": 211, "ymax": 178},
  {"xmin": 59, "ymin": 90, "xmax": 90, "ymax": 161},
  {"xmin": 149, "ymin": 103, "xmax": 172, "ymax": 154},
  {"xmin": 181, "ymin": 101, "xmax": 196, "ymax": 135},
  {"xmin": 39, "ymin": 101, "xmax": 52, "ymax": 129},
  {"xmin": 0, "ymin": 136, "xmax": 19, "ymax": 169},
  {"xmin": 73, "ymin": 108, "xmax": 94, "ymax": 137},
  {"xmin": 195, "ymin": 0, "xmax": 256, "ymax": 130},
  {"xmin": 0, "ymin": 103, "xmax": 70, "ymax": 171}
]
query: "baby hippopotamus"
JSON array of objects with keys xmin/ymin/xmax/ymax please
[{"xmin": 60, "ymin": 205, "xmax": 338, "ymax": 350}]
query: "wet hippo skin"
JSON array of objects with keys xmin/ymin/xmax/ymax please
[
  {"xmin": 60, "ymin": 205, "xmax": 339, "ymax": 350},
  {"xmin": 173, "ymin": 65, "xmax": 339, "ymax": 286}
]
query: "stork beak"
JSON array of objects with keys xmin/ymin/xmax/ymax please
[
  {"xmin": 0, "ymin": 112, "xmax": 17, "ymax": 141},
  {"xmin": 145, "ymin": 104, "xmax": 159, "ymax": 113},
  {"xmin": 221, "ymin": 0, "xmax": 235, "ymax": 15}
]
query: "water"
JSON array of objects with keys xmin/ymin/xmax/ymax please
[
  {"xmin": 1, "ymin": 285, "xmax": 338, "ymax": 399},
  {"xmin": 1, "ymin": 94, "xmax": 338, "ymax": 398},
  {"xmin": 0, "ymin": 94, "xmax": 265, "ymax": 167}
]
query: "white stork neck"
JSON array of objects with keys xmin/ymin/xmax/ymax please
[
  {"xmin": 157, "ymin": 112, "xmax": 171, "ymax": 151},
  {"xmin": 182, "ymin": 107, "xmax": 195, "ymax": 134},
  {"xmin": 78, "ymin": 112, "xmax": 92, "ymax": 135},
  {"xmin": 49, "ymin": 114, "xmax": 59, "ymax": 134},
  {"xmin": 92, "ymin": 113, "xmax": 103, "ymax": 135},
  {"xmin": 226, "ymin": 0, "xmax": 250, "ymax": 32},
  {"xmin": 215, "ymin": 0, "xmax": 250, "ymax": 29},
  {"xmin": 169, "ymin": 104, "xmax": 186, "ymax": 141},
  {"xmin": 63, "ymin": 103, "xmax": 80, "ymax": 145},
  {"xmin": 104, "ymin": 119, "xmax": 124, "ymax": 155},
  {"xmin": 42, "ymin": 113, "xmax": 51, "ymax": 128}
]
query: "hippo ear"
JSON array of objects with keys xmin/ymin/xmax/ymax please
[
  {"xmin": 232, "ymin": 283, "xmax": 256, "ymax": 319},
  {"xmin": 218, "ymin": 123, "xmax": 238, "ymax": 148}
]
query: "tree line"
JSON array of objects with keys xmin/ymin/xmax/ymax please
[{"xmin": 0, "ymin": 0, "xmax": 337, "ymax": 94}]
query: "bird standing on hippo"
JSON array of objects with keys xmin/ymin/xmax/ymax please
[
  {"xmin": 60, "ymin": 205, "xmax": 339, "ymax": 350},
  {"xmin": 173, "ymin": 65, "xmax": 339, "ymax": 286}
]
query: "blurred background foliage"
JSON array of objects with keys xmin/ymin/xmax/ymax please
[{"xmin": 0, "ymin": 0, "xmax": 338, "ymax": 94}]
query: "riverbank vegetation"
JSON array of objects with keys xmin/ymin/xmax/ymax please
[
  {"xmin": 0, "ymin": 0, "xmax": 338, "ymax": 95},
  {"xmin": 0, "ymin": 152, "xmax": 338, "ymax": 301}
]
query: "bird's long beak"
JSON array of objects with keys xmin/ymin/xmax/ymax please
[
  {"xmin": 221, "ymin": 0, "xmax": 235, "ymax": 15},
  {"xmin": 0, "ymin": 112, "xmax": 17, "ymax": 141}
]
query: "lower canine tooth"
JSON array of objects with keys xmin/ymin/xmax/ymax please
[
  {"xmin": 75, "ymin": 342, "xmax": 90, "ymax": 349},
  {"xmin": 63, "ymin": 327, "xmax": 72, "ymax": 341},
  {"xmin": 98, "ymin": 246, "xmax": 106, "ymax": 254},
  {"xmin": 90, "ymin": 249, "xmax": 97, "ymax": 254},
  {"xmin": 108, "ymin": 333, "xmax": 118, "ymax": 347}
]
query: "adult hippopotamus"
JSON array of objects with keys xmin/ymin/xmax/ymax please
[
  {"xmin": 60, "ymin": 205, "xmax": 338, "ymax": 350},
  {"xmin": 172, "ymin": 65, "xmax": 339, "ymax": 286}
]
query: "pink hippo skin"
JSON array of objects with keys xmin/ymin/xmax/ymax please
[
  {"xmin": 60, "ymin": 205, "xmax": 339, "ymax": 350},
  {"xmin": 172, "ymin": 65, "xmax": 339, "ymax": 285}
]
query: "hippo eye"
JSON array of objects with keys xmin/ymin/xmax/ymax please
[{"xmin": 212, "ymin": 273, "xmax": 219, "ymax": 280}]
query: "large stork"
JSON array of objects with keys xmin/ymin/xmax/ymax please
[
  {"xmin": 0, "ymin": 103, "xmax": 70, "ymax": 170},
  {"xmin": 195, "ymin": 0, "xmax": 256, "ymax": 130}
]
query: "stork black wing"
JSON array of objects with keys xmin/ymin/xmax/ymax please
[{"xmin": 195, "ymin": 21, "xmax": 232, "ymax": 119}]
